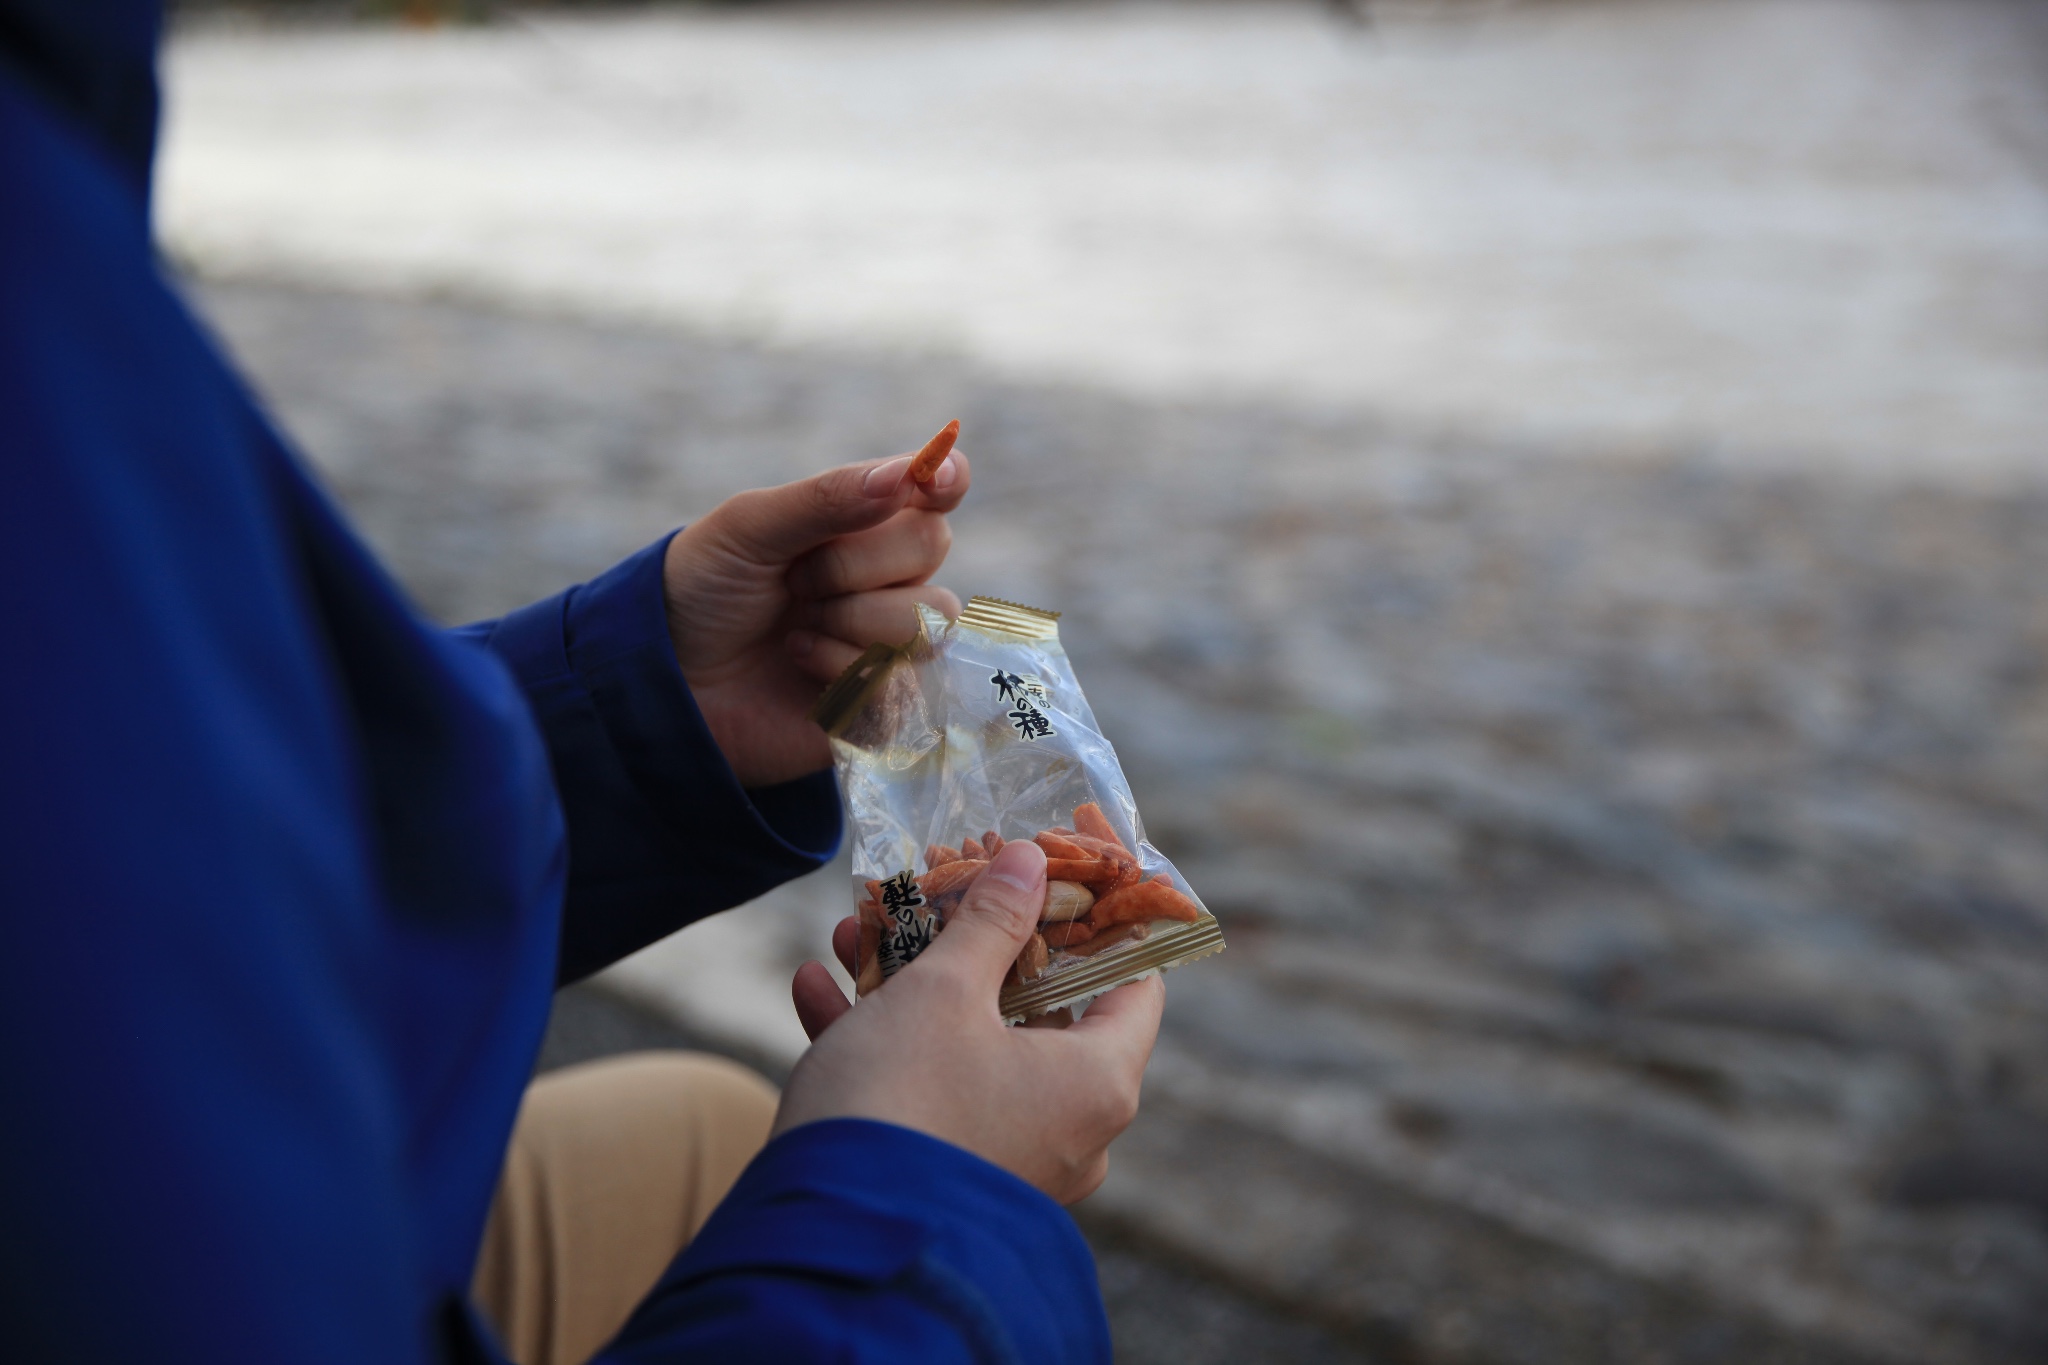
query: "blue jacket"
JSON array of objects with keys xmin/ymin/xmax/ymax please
[{"xmin": 0, "ymin": 5, "xmax": 1109, "ymax": 1360}]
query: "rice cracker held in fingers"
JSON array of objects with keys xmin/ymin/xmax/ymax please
[{"xmin": 908, "ymin": 420, "xmax": 960, "ymax": 483}]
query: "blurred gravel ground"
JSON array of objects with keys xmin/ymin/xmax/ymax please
[{"xmin": 197, "ymin": 280, "xmax": 2048, "ymax": 1364}]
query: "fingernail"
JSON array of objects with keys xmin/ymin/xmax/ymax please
[
  {"xmin": 983, "ymin": 839, "xmax": 1046, "ymax": 893},
  {"xmin": 786, "ymin": 629, "xmax": 816, "ymax": 659},
  {"xmin": 928, "ymin": 452, "xmax": 960, "ymax": 490},
  {"xmin": 863, "ymin": 456, "xmax": 912, "ymax": 498}
]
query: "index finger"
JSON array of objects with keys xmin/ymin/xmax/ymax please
[
  {"xmin": 904, "ymin": 451, "xmax": 971, "ymax": 516},
  {"xmin": 707, "ymin": 459, "xmax": 922, "ymax": 565},
  {"xmin": 832, "ymin": 914, "xmax": 860, "ymax": 978}
]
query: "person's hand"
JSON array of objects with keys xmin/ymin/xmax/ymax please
[
  {"xmin": 662, "ymin": 448, "xmax": 968, "ymax": 788},
  {"xmin": 778, "ymin": 840, "xmax": 1165, "ymax": 1204}
]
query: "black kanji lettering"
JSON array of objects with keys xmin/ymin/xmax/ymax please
[
  {"xmin": 1007, "ymin": 702, "xmax": 1056, "ymax": 741},
  {"xmin": 877, "ymin": 869, "xmax": 935, "ymax": 974}
]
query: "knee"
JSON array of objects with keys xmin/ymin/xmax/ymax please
[
  {"xmin": 632, "ymin": 1051, "xmax": 779, "ymax": 1130},
  {"xmin": 535, "ymin": 1050, "xmax": 778, "ymax": 1140}
]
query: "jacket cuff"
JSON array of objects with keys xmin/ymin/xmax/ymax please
[
  {"xmin": 478, "ymin": 534, "xmax": 841, "ymax": 981},
  {"xmin": 621, "ymin": 1119, "xmax": 1111, "ymax": 1363}
]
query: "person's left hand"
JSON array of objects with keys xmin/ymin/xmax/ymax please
[
  {"xmin": 779, "ymin": 839, "xmax": 1163, "ymax": 1204},
  {"xmin": 662, "ymin": 447, "xmax": 968, "ymax": 788}
]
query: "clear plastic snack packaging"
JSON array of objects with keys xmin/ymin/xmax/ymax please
[{"xmin": 814, "ymin": 596, "xmax": 1226, "ymax": 1022}]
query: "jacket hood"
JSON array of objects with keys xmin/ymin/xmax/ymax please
[{"xmin": 0, "ymin": 0, "xmax": 163, "ymax": 206}]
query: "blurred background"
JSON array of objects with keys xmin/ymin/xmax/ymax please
[{"xmin": 163, "ymin": 1, "xmax": 2048, "ymax": 1361}]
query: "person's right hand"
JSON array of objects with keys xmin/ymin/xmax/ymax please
[{"xmin": 776, "ymin": 840, "xmax": 1165, "ymax": 1205}]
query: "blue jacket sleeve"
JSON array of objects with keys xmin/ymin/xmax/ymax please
[
  {"xmin": 1, "ymin": 71, "xmax": 532, "ymax": 1365},
  {"xmin": 460, "ymin": 537, "xmax": 841, "ymax": 982},
  {"xmin": 597, "ymin": 1121, "xmax": 1112, "ymax": 1365}
]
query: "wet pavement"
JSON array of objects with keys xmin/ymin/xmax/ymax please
[{"xmin": 198, "ymin": 279, "xmax": 2048, "ymax": 1364}]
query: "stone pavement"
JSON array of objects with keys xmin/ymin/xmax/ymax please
[{"xmin": 197, "ymin": 280, "xmax": 2048, "ymax": 1363}]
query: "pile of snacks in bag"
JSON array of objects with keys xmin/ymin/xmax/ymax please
[{"xmin": 814, "ymin": 590, "xmax": 1226, "ymax": 1022}]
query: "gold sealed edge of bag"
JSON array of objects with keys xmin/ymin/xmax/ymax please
[
  {"xmin": 998, "ymin": 913, "xmax": 1226, "ymax": 1023},
  {"xmin": 957, "ymin": 596, "xmax": 1062, "ymax": 641},
  {"xmin": 810, "ymin": 641, "xmax": 906, "ymax": 736}
]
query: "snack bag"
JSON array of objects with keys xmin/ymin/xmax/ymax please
[{"xmin": 814, "ymin": 596, "xmax": 1226, "ymax": 1022}]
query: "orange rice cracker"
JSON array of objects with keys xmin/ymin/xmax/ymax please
[
  {"xmin": 908, "ymin": 420, "xmax": 960, "ymax": 483},
  {"xmin": 1066, "ymin": 921, "xmax": 1150, "ymax": 958},
  {"xmin": 1090, "ymin": 878, "xmax": 1203, "ymax": 929},
  {"xmin": 1034, "ymin": 831, "xmax": 1093, "ymax": 861},
  {"xmin": 1041, "ymin": 921, "xmax": 1097, "ymax": 949},
  {"xmin": 917, "ymin": 858, "xmax": 988, "ymax": 901},
  {"xmin": 1043, "ymin": 857, "xmax": 1120, "ymax": 887},
  {"xmin": 1071, "ymin": 802, "xmax": 1124, "ymax": 850}
]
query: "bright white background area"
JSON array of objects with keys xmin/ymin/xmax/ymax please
[{"xmin": 161, "ymin": 0, "xmax": 2048, "ymax": 483}]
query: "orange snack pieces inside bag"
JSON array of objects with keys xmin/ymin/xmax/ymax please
[
  {"xmin": 1041, "ymin": 921, "xmax": 1096, "ymax": 949},
  {"xmin": 918, "ymin": 859, "xmax": 988, "ymax": 902},
  {"xmin": 822, "ymin": 590, "xmax": 1226, "ymax": 1017},
  {"xmin": 1072, "ymin": 802, "xmax": 1122, "ymax": 848},
  {"xmin": 1091, "ymin": 876, "xmax": 1202, "ymax": 928},
  {"xmin": 1042, "ymin": 857, "xmax": 1115, "ymax": 886},
  {"xmin": 908, "ymin": 419, "xmax": 960, "ymax": 483},
  {"xmin": 1068, "ymin": 921, "xmax": 1149, "ymax": 957},
  {"xmin": 1033, "ymin": 831, "xmax": 1092, "ymax": 861},
  {"xmin": 856, "ymin": 805, "xmax": 1198, "ymax": 995}
]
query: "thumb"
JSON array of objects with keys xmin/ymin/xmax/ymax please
[
  {"xmin": 918, "ymin": 840, "xmax": 1045, "ymax": 994},
  {"xmin": 707, "ymin": 457, "xmax": 917, "ymax": 565}
]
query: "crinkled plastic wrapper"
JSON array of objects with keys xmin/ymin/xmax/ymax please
[{"xmin": 814, "ymin": 597, "xmax": 1226, "ymax": 1022}]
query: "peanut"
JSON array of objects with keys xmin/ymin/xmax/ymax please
[
  {"xmin": 1011, "ymin": 931, "xmax": 1050, "ymax": 984},
  {"xmin": 1041, "ymin": 880, "xmax": 1096, "ymax": 923}
]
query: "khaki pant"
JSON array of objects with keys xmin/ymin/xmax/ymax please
[{"xmin": 471, "ymin": 1053, "xmax": 779, "ymax": 1365}]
